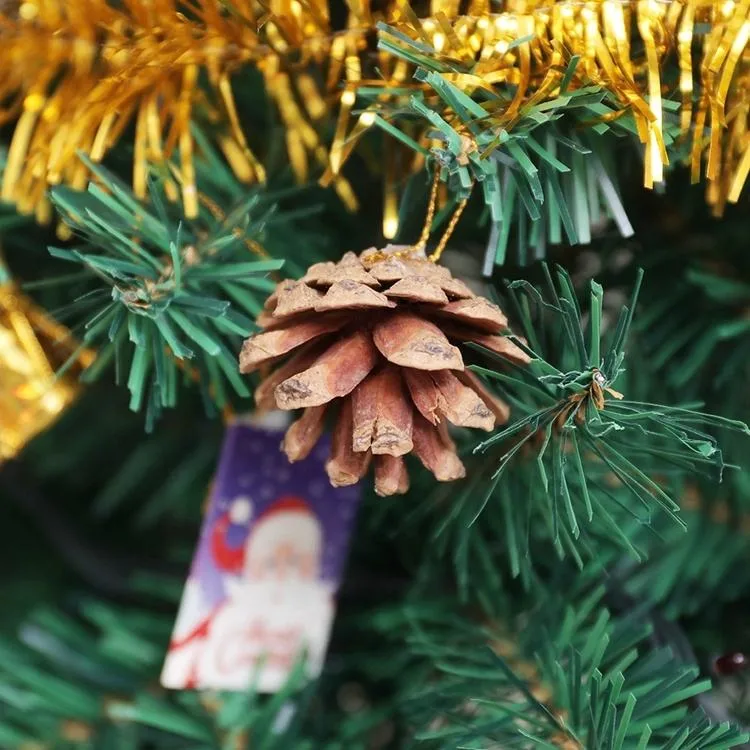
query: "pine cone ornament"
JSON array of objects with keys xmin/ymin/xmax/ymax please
[{"xmin": 239, "ymin": 246, "xmax": 528, "ymax": 496}]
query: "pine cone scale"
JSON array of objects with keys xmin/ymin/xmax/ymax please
[
  {"xmin": 373, "ymin": 312, "xmax": 464, "ymax": 371},
  {"xmin": 326, "ymin": 399, "xmax": 371, "ymax": 486},
  {"xmin": 351, "ymin": 367, "xmax": 413, "ymax": 457},
  {"xmin": 385, "ymin": 276, "xmax": 449, "ymax": 304},
  {"xmin": 438, "ymin": 297, "xmax": 509, "ymax": 330},
  {"xmin": 430, "ymin": 371, "xmax": 495, "ymax": 431},
  {"xmin": 272, "ymin": 280, "xmax": 323, "ymax": 317},
  {"xmin": 412, "ymin": 415, "xmax": 466, "ymax": 482},
  {"xmin": 254, "ymin": 343, "xmax": 324, "ymax": 409},
  {"xmin": 403, "ymin": 368, "xmax": 442, "ymax": 426},
  {"xmin": 375, "ymin": 455, "xmax": 410, "ymax": 496},
  {"xmin": 404, "ymin": 369, "xmax": 494, "ymax": 431},
  {"xmin": 369, "ymin": 369, "xmax": 413, "ymax": 457},
  {"xmin": 440, "ymin": 322, "xmax": 529, "ymax": 364},
  {"xmin": 239, "ymin": 317, "xmax": 346, "ymax": 372},
  {"xmin": 351, "ymin": 372, "xmax": 380, "ymax": 453},
  {"xmin": 240, "ymin": 246, "xmax": 525, "ymax": 495},
  {"xmin": 283, "ymin": 405, "xmax": 327, "ymax": 461},
  {"xmin": 274, "ymin": 329, "xmax": 378, "ymax": 409},
  {"xmin": 314, "ymin": 280, "xmax": 396, "ymax": 311},
  {"xmin": 455, "ymin": 369, "xmax": 511, "ymax": 424}
]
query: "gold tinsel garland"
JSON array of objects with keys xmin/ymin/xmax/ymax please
[
  {"xmin": 0, "ymin": 0, "xmax": 747, "ymax": 230},
  {"xmin": 349, "ymin": 0, "xmax": 750, "ymax": 218}
]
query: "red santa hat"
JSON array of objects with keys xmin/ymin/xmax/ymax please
[{"xmin": 210, "ymin": 495, "xmax": 314, "ymax": 573}]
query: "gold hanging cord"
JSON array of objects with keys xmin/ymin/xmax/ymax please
[{"xmin": 408, "ymin": 169, "xmax": 471, "ymax": 263}]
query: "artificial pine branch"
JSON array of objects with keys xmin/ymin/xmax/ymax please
[
  {"xmin": 613, "ymin": 482, "xmax": 750, "ymax": 620},
  {"xmin": 0, "ymin": 1, "xmax": 748, "ymax": 744},
  {"xmin": 0, "ymin": 459, "xmax": 133, "ymax": 595},
  {"xmin": 479, "ymin": 265, "xmax": 747, "ymax": 516},
  {"xmin": 0, "ymin": 585, "xmax": 326, "ymax": 748},
  {"xmin": 393, "ymin": 266, "xmax": 750, "ymax": 591},
  {"xmin": 376, "ymin": 579, "xmax": 749, "ymax": 749},
  {"xmin": 0, "ymin": 555, "xmax": 407, "ymax": 749},
  {"xmin": 44, "ymin": 155, "xmax": 300, "ymax": 427},
  {"xmin": 361, "ymin": 46, "xmax": 639, "ymax": 266},
  {"xmin": 638, "ymin": 239, "xmax": 750, "ymax": 407},
  {"xmin": 366, "ymin": 9, "xmax": 750, "ymax": 265}
]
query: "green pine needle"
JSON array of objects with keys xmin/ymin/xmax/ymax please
[
  {"xmin": 403, "ymin": 266, "xmax": 749, "ymax": 587},
  {"xmin": 47, "ymin": 160, "xmax": 286, "ymax": 427},
  {"xmin": 385, "ymin": 581, "xmax": 749, "ymax": 749},
  {"xmin": 365, "ymin": 25, "xmax": 679, "ymax": 265}
]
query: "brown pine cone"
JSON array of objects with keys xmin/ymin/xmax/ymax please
[{"xmin": 239, "ymin": 246, "xmax": 528, "ymax": 496}]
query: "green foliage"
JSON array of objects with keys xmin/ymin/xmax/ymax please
[
  {"xmin": 6, "ymin": 176, "xmax": 750, "ymax": 749},
  {"xmin": 386, "ymin": 582, "xmax": 749, "ymax": 749},
  {"xmin": 619, "ymin": 517, "xmax": 750, "ymax": 621},
  {"xmin": 47, "ymin": 157, "xmax": 288, "ymax": 428},
  {"xmin": 0, "ymin": 574, "xmax": 379, "ymax": 750},
  {"xmin": 480, "ymin": 264, "xmax": 747, "ymax": 509},
  {"xmin": 638, "ymin": 250, "xmax": 750, "ymax": 407},
  {"xmin": 364, "ymin": 25, "xmax": 681, "ymax": 266},
  {"xmin": 404, "ymin": 267, "xmax": 749, "ymax": 590}
]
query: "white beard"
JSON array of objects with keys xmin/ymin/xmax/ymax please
[{"xmin": 163, "ymin": 578, "xmax": 335, "ymax": 692}]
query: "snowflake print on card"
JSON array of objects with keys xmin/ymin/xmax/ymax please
[{"xmin": 161, "ymin": 415, "xmax": 361, "ymax": 692}]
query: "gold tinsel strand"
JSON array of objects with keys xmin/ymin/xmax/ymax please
[
  {"xmin": 0, "ymin": 0, "xmax": 747, "ymax": 228},
  {"xmin": 362, "ymin": 0, "xmax": 750, "ymax": 216},
  {"xmin": 0, "ymin": 0, "xmax": 361, "ymax": 219}
]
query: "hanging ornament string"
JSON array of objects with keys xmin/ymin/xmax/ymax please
[
  {"xmin": 364, "ymin": 169, "xmax": 471, "ymax": 266},
  {"xmin": 411, "ymin": 169, "xmax": 442, "ymax": 256},
  {"xmin": 428, "ymin": 197, "xmax": 470, "ymax": 264},
  {"xmin": 409, "ymin": 169, "xmax": 472, "ymax": 264}
]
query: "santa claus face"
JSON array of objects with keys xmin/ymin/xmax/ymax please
[
  {"xmin": 247, "ymin": 539, "xmax": 318, "ymax": 581},
  {"xmin": 244, "ymin": 509, "xmax": 323, "ymax": 582}
]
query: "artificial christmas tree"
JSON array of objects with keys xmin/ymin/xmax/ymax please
[{"xmin": 0, "ymin": 0, "xmax": 749, "ymax": 748}]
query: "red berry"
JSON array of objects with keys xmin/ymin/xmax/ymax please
[{"xmin": 714, "ymin": 652, "xmax": 749, "ymax": 676}]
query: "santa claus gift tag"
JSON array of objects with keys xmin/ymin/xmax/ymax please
[{"xmin": 161, "ymin": 414, "xmax": 361, "ymax": 692}]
